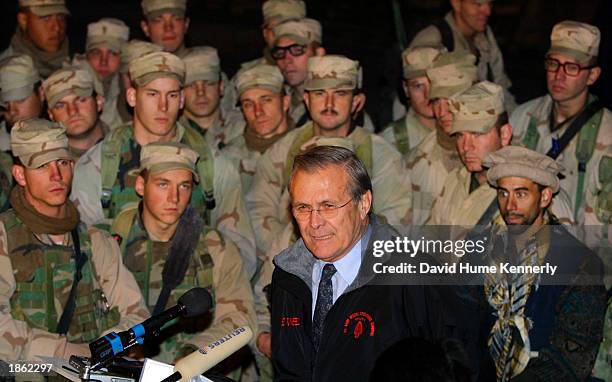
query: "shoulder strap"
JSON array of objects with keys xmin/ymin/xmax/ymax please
[
  {"xmin": 522, "ymin": 116, "xmax": 540, "ymax": 150},
  {"xmin": 283, "ymin": 124, "xmax": 315, "ymax": 187},
  {"xmin": 547, "ymin": 100, "xmax": 603, "ymax": 159},
  {"xmin": 110, "ymin": 202, "xmax": 139, "ymax": 254},
  {"xmin": 101, "ymin": 125, "xmax": 133, "ymax": 215},
  {"xmin": 56, "ymin": 228, "xmax": 88, "ymax": 334},
  {"xmin": 432, "ymin": 18, "xmax": 454, "ymax": 52},
  {"xmin": 391, "ymin": 117, "xmax": 410, "ymax": 155},
  {"xmin": 182, "ymin": 125, "xmax": 216, "ymax": 211}
]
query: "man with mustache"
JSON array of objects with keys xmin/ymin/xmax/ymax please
[
  {"xmin": 1, "ymin": 0, "xmax": 70, "ymax": 79},
  {"xmin": 475, "ymin": 146, "xmax": 606, "ymax": 381},
  {"xmin": 0, "ymin": 118, "xmax": 149, "ymax": 361},
  {"xmin": 71, "ymin": 51, "xmax": 257, "ymax": 279},
  {"xmin": 44, "ymin": 67, "xmax": 109, "ymax": 160}
]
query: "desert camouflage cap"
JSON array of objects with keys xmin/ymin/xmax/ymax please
[
  {"xmin": 262, "ymin": 0, "xmax": 306, "ymax": 25},
  {"xmin": 43, "ymin": 67, "xmax": 94, "ymax": 108},
  {"xmin": 448, "ymin": 81, "xmax": 505, "ymax": 135},
  {"xmin": 402, "ymin": 46, "xmax": 445, "ymax": 79},
  {"xmin": 183, "ymin": 47, "xmax": 221, "ymax": 84},
  {"xmin": 273, "ymin": 18, "xmax": 322, "ymax": 46},
  {"xmin": 142, "ymin": 0, "xmax": 186, "ymax": 19},
  {"xmin": 547, "ymin": 20, "xmax": 600, "ymax": 64},
  {"xmin": 0, "ymin": 55, "xmax": 40, "ymax": 104},
  {"xmin": 484, "ymin": 146, "xmax": 564, "ymax": 193},
  {"xmin": 19, "ymin": 0, "xmax": 70, "ymax": 16},
  {"xmin": 129, "ymin": 51, "xmax": 185, "ymax": 87},
  {"xmin": 11, "ymin": 118, "xmax": 71, "ymax": 168},
  {"xmin": 86, "ymin": 18, "xmax": 130, "ymax": 53},
  {"xmin": 120, "ymin": 40, "xmax": 164, "ymax": 74},
  {"xmin": 138, "ymin": 141, "xmax": 199, "ymax": 182},
  {"xmin": 304, "ymin": 55, "xmax": 360, "ymax": 91},
  {"xmin": 235, "ymin": 64, "xmax": 284, "ymax": 95},
  {"xmin": 427, "ymin": 51, "xmax": 477, "ymax": 99}
]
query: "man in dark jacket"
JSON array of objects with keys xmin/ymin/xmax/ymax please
[{"xmin": 270, "ymin": 145, "xmax": 474, "ymax": 381}]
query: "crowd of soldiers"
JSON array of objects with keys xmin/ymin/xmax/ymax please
[{"xmin": 0, "ymin": 0, "xmax": 609, "ymax": 381}]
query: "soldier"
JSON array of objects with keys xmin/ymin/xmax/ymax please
[
  {"xmin": 67, "ymin": 18, "xmax": 130, "ymax": 129},
  {"xmin": 225, "ymin": 64, "xmax": 293, "ymax": 193},
  {"xmin": 427, "ymin": 81, "xmax": 574, "ymax": 229},
  {"xmin": 179, "ymin": 47, "xmax": 245, "ymax": 151},
  {"xmin": 510, "ymin": 21, "xmax": 611, "ymax": 228},
  {"xmin": 0, "ymin": 54, "xmax": 44, "ymax": 153},
  {"xmin": 405, "ymin": 50, "xmax": 476, "ymax": 225},
  {"xmin": 476, "ymin": 146, "xmax": 606, "ymax": 381},
  {"xmin": 140, "ymin": 0, "xmax": 189, "ymax": 56},
  {"xmin": 1, "ymin": 0, "xmax": 70, "ymax": 78},
  {"xmin": 247, "ymin": 54, "xmax": 411, "ymax": 256},
  {"xmin": 110, "ymin": 141, "xmax": 255, "ymax": 366},
  {"xmin": 379, "ymin": 46, "xmax": 443, "ymax": 157},
  {"xmin": 409, "ymin": 0, "xmax": 516, "ymax": 112},
  {"xmin": 0, "ymin": 118, "xmax": 149, "ymax": 361},
  {"xmin": 71, "ymin": 51, "xmax": 257, "ymax": 279},
  {"xmin": 44, "ymin": 67, "xmax": 109, "ymax": 160}
]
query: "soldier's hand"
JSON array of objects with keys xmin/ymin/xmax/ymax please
[{"xmin": 256, "ymin": 332, "xmax": 272, "ymax": 358}]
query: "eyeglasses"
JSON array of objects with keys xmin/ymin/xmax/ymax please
[
  {"xmin": 271, "ymin": 43, "xmax": 307, "ymax": 60},
  {"xmin": 544, "ymin": 58, "xmax": 594, "ymax": 77},
  {"xmin": 292, "ymin": 199, "xmax": 352, "ymax": 221}
]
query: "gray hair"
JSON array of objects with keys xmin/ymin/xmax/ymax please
[{"xmin": 288, "ymin": 145, "xmax": 372, "ymax": 203}]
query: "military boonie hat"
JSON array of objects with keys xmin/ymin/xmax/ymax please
[
  {"xmin": 0, "ymin": 55, "xmax": 41, "ymax": 104},
  {"xmin": 137, "ymin": 141, "xmax": 199, "ymax": 182},
  {"xmin": 11, "ymin": 118, "xmax": 72, "ymax": 168},
  {"xmin": 120, "ymin": 40, "xmax": 164, "ymax": 74},
  {"xmin": 129, "ymin": 51, "xmax": 185, "ymax": 87},
  {"xmin": 304, "ymin": 55, "xmax": 360, "ymax": 91},
  {"xmin": 183, "ymin": 47, "xmax": 221, "ymax": 84},
  {"xmin": 273, "ymin": 18, "xmax": 322, "ymax": 45},
  {"xmin": 547, "ymin": 20, "xmax": 600, "ymax": 64},
  {"xmin": 19, "ymin": 0, "xmax": 70, "ymax": 17},
  {"xmin": 86, "ymin": 18, "xmax": 130, "ymax": 53},
  {"xmin": 142, "ymin": 0, "xmax": 186, "ymax": 19},
  {"xmin": 427, "ymin": 51, "xmax": 477, "ymax": 99},
  {"xmin": 448, "ymin": 81, "xmax": 505, "ymax": 135},
  {"xmin": 43, "ymin": 68, "xmax": 94, "ymax": 109},
  {"xmin": 402, "ymin": 46, "xmax": 445, "ymax": 80},
  {"xmin": 262, "ymin": 0, "xmax": 306, "ymax": 25},
  {"xmin": 236, "ymin": 64, "xmax": 284, "ymax": 95},
  {"xmin": 484, "ymin": 146, "xmax": 564, "ymax": 193}
]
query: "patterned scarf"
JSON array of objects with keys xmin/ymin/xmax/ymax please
[
  {"xmin": 244, "ymin": 118, "xmax": 295, "ymax": 154},
  {"xmin": 10, "ymin": 185, "xmax": 79, "ymax": 234}
]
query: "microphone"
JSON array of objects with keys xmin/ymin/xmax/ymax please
[
  {"xmin": 161, "ymin": 326, "xmax": 253, "ymax": 382},
  {"xmin": 89, "ymin": 287, "xmax": 213, "ymax": 368}
]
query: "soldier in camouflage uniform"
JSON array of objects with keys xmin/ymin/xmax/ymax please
[
  {"xmin": 427, "ymin": 81, "xmax": 574, "ymax": 232},
  {"xmin": 409, "ymin": 0, "xmax": 516, "ymax": 113},
  {"xmin": 140, "ymin": 0, "xmax": 189, "ymax": 56},
  {"xmin": 0, "ymin": 0, "xmax": 70, "ymax": 79},
  {"xmin": 66, "ymin": 18, "xmax": 131, "ymax": 130},
  {"xmin": 0, "ymin": 118, "xmax": 149, "ymax": 361},
  {"xmin": 43, "ymin": 67, "xmax": 109, "ymax": 160},
  {"xmin": 247, "ymin": 54, "xmax": 412, "ymax": 259},
  {"xmin": 71, "ymin": 51, "xmax": 257, "ymax": 279},
  {"xmin": 179, "ymin": 47, "xmax": 245, "ymax": 151},
  {"xmin": 379, "ymin": 46, "xmax": 443, "ymax": 158},
  {"xmin": 405, "ymin": 50, "xmax": 476, "ymax": 225},
  {"xmin": 110, "ymin": 141, "xmax": 255, "ymax": 367}
]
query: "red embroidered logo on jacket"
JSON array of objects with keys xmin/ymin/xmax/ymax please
[
  {"xmin": 343, "ymin": 312, "xmax": 375, "ymax": 339},
  {"xmin": 281, "ymin": 316, "xmax": 301, "ymax": 327}
]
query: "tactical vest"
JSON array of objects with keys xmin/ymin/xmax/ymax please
[
  {"xmin": 111, "ymin": 204, "xmax": 217, "ymax": 362},
  {"xmin": 3, "ymin": 211, "xmax": 120, "ymax": 343},
  {"xmin": 100, "ymin": 123, "xmax": 216, "ymax": 221},
  {"xmin": 283, "ymin": 124, "xmax": 373, "ymax": 188}
]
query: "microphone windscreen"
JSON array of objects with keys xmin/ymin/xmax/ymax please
[{"xmin": 178, "ymin": 287, "xmax": 213, "ymax": 317}]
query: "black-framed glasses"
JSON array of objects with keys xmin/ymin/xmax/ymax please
[
  {"xmin": 544, "ymin": 58, "xmax": 594, "ymax": 77},
  {"xmin": 271, "ymin": 43, "xmax": 307, "ymax": 60},
  {"xmin": 292, "ymin": 199, "xmax": 352, "ymax": 221}
]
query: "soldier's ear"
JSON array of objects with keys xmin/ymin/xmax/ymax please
[
  {"xmin": 351, "ymin": 93, "xmax": 366, "ymax": 114},
  {"xmin": 179, "ymin": 90, "xmax": 185, "ymax": 110},
  {"xmin": 95, "ymin": 94, "xmax": 105, "ymax": 113},
  {"xmin": 303, "ymin": 91, "xmax": 310, "ymax": 110},
  {"xmin": 12, "ymin": 165, "xmax": 27, "ymax": 187},
  {"xmin": 314, "ymin": 47, "xmax": 326, "ymax": 57},
  {"xmin": 219, "ymin": 79, "xmax": 225, "ymax": 98},
  {"xmin": 140, "ymin": 20, "xmax": 151, "ymax": 38},
  {"xmin": 184, "ymin": 17, "xmax": 190, "ymax": 33},
  {"xmin": 358, "ymin": 190, "xmax": 373, "ymax": 219},
  {"xmin": 540, "ymin": 187, "xmax": 553, "ymax": 209},
  {"xmin": 587, "ymin": 66, "xmax": 601, "ymax": 86},
  {"xmin": 282, "ymin": 94, "xmax": 290, "ymax": 113},
  {"xmin": 499, "ymin": 123, "xmax": 513, "ymax": 146},
  {"xmin": 17, "ymin": 12, "xmax": 28, "ymax": 31},
  {"xmin": 135, "ymin": 175, "xmax": 145, "ymax": 197},
  {"xmin": 126, "ymin": 87, "xmax": 137, "ymax": 107}
]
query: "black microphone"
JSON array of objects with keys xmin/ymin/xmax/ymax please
[{"xmin": 89, "ymin": 287, "xmax": 213, "ymax": 368}]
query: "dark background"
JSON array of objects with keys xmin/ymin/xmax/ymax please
[{"xmin": 1, "ymin": 0, "xmax": 610, "ymax": 129}]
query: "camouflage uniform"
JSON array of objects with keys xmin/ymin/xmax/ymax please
[
  {"xmin": 409, "ymin": 8, "xmax": 516, "ymax": 112},
  {"xmin": 71, "ymin": 52, "xmax": 257, "ymax": 279},
  {"xmin": 0, "ymin": 119, "xmax": 148, "ymax": 361},
  {"xmin": 109, "ymin": 142, "xmax": 256, "ymax": 364},
  {"xmin": 0, "ymin": 0, "xmax": 70, "ymax": 79}
]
